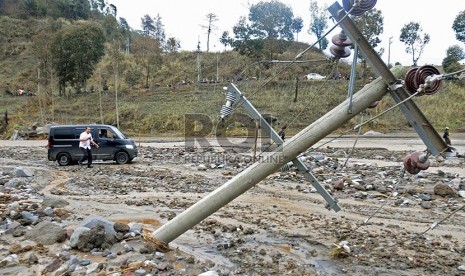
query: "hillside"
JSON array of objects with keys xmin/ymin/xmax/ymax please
[{"xmin": 0, "ymin": 15, "xmax": 464, "ymax": 139}]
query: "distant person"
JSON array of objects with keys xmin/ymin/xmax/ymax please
[
  {"xmin": 79, "ymin": 127, "xmax": 99, "ymax": 168},
  {"xmin": 443, "ymin": 127, "xmax": 451, "ymax": 145},
  {"xmin": 278, "ymin": 126, "xmax": 287, "ymax": 141}
]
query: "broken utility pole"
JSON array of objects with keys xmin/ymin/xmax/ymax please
[{"xmin": 151, "ymin": 1, "xmax": 447, "ymax": 245}]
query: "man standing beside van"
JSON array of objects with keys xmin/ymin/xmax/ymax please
[{"xmin": 79, "ymin": 127, "xmax": 99, "ymax": 168}]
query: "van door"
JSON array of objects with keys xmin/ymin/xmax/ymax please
[{"xmin": 94, "ymin": 127, "xmax": 119, "ymax": 160}]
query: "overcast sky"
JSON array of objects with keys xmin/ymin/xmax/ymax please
[{"xmin": 108, "ymin": 0, "xmax": 462, "ymax": 66}]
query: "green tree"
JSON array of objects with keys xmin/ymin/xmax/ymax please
[
  {"xmin": 132, "ymin": 35, "xmax": 162, "ymax": 88},
  {"xmin": 119, "ymin": 17, "xmax": 132, "ymax": 53},
  {"xmin": 291, "ymin": 16, "xmax": 303, "ymax": 42},
  {"xmin": 220, "ymin": 31, "xmax": 231, "ymax": 51},
  {"xmin": 442, "ymin": 45, "xmax": 465, "ymax": 73},
  {"xmin": 51, "ymin": 22, "xmax": 105, "ymax": 95},
  {"xmin": 166, "ymin": 37, "xmax": 181, "ymax": 53},
  {"xmin": 452, "ymin": 10, "xmax": 465, "ymax": 43},
  {"xmin": 141, "ymin": 14, "xmax": 154, "ymax": 36},
  {"xmin": 153, "ymin": 13, "xmax": 166, "ymax": 44},
  {"xmin": 61, "ymin": 0, "xmax": 91, "ymax": 20},
  {"xmin": 352, "ymin": 9, "xmax": 384, "ymax": 76},
  {"xmin": 249, "ymin": 0, "xmax": 294, "ymax": 40},
  {"xmin": 399, "ymin": 22, "xmax": 430, "ymax": 66},
  {"xmin": 102, "ymin": 14, "xmax": 121, "ymax": 41},
  {"xmin": 308, "ymin": 0, "xmax": 328, "ymax": 50},
  {"xmin": 231, "ymin": 16, "xmax": 264, "ymax": 58}
]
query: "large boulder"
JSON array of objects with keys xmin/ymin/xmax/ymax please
[{"xmin": 25, "ymin": 221, "xmax": 66, "ymax": 245}]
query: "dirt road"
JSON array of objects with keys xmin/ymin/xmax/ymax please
[{"xmin": 0, "ymin": 133, "xmax": 464, "ymax": 275}]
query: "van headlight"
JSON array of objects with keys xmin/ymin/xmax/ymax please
[{"xmin": 125, "ymin": 145, "xmax": 134, "ymax": 149}]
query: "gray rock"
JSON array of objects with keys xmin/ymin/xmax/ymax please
[
  {"xmin": 128, "ymin": 222, "xmax": 143, "ymax": 234},
  {"xmin": 134, "ymin": 268, "xmax": 147, "ymax": 276},
  {"xmin": 451, "ymin": 178, "xmax": 462, "ymax": 190},
  {"xmin": 21, "ymin": 211, "xmax": 39, "ymax": 223},
  {"xmin": 13, "ymin": 167, "xmax": 33, "ymax": 177},
  {"xmin": 79, "ymin": 215, "xmax": 116, "ymax": 237},
  {"xmin": 25, "ymin": 221, "xmax": 66, "ymax": 245},
  {"xmin": 42, "ymin": 197, "xmax": 69, "ymax": 208},
  {"xmin": 420, "ymin": 201, "xmax": 433, "ymax": 209},
  {"xmin": 45, "ymin": 258, "xmax": 61, "ymax": 272},
  {"xmin": 86, "ymin": 262, "xmax": 100, "ymax": 274},
  {"xmin": 80, "ymin": 259, "xmax": 91, "ymax": 266},
  {"xmin": 43, "ymin": 207, "xmax": 54, "ymax": 216},
  {"xmin": 106, "ymin": 253, "xmax": 117, "ymax": 260},
  {"xmin": 458, "ymin": 265, "xmax": 465, "ymax": 271},
  {"xmin": 418, "ymin": 193, "xmax": 432, "ymax": 201},
  {"xmin": 4, "ymin": 178, "xmax": 27, "ymax": 189},
  {"xmin": 0, "ymin": 254, "xmax": 19, "ymax": 267},
  {"xmin": 70, "ymin": 227, "xmax": 91, "ymax": 248}
]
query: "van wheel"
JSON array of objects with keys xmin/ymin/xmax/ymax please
[
  {"xmin": 115, "ymin": 151, "xmax": 129, "ymax": 164},
  {"xmin": 57, "ymin": 153, "xmax": 71, "ymax": 166}
]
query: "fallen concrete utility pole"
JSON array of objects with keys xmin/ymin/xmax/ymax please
[{"xmin": 152, "ymin": 68, "xmax": 405, "ymax": 244}]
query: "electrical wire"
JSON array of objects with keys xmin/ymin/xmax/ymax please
[
  {"xmin": 225, "ymin": 4, "xmax": 356, "ymax": 118},
  {"xmin": 341, "ymin": 113, "xmax": 363, "ymax": 168}
]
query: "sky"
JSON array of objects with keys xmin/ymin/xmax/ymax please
[{"xmin": 107, "ymin": 0, "xmax": 462, "ymax": 66}]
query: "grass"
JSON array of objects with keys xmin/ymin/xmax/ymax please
[{"xmin": 1, "ymin": 78, "xmax": 463, "ymax": 139}]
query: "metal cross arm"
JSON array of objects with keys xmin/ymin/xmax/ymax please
[{"xmin": 224, "ymin": 84, "xmax": 341, "ymax": 212}]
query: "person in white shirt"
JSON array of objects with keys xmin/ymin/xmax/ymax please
[{"xmin": 79, "ymin": 127, "xmax": 99, "ymax": 168}]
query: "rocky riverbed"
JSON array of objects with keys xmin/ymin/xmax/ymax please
[{"xmin": 0, "ymin": 141, "xmax": 464, "ymax": 275}]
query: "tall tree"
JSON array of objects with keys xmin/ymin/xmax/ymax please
[
  {"xmin": 352, "ymin": 9, "xmax": 384, "ymax": 76},
  {"xmin": 452, "ymin": 10, "xmax": 465, "ymax": 43},
  {"xmin": 32, "ymin": 30, "xmax": 54, "ymax": 91},
  {"xmin": 202, "ymin": 13, "xmax": 218, "ymax": 52},
  {"xmin": 51, "ymin": 22, "xmax": 105, "ymax": 95},
  {"xmin": 132, "ymin": 36, "xmax": 162, "ymax": 88},
  {"xmin": 308, "ymin": 0, "xmax": 328, "ymax": 50},
  {"xmin": 141, "ymin": 14, "xmax": 155, "ymax": 36},
  {"xmin": 442, "ymin": 45, "xmax": 465, "ymax": 73},
  {"xmin": 291, "ymin": 17, "xmax": 303, "ymax": 42},
  {"xmin": 153, "ymin": 13, "xmax": 166, "ymax": 44},
  {"xmin": 249, "ymin": 0, "xmax": 294, "ymax": 40},
  {"xmin": 119, "ymin": 17, "xmax": 132, "ymax": 53},
  {"xmin": 399, "ymin": 22, "xmax": 430, "ymax": 66}
]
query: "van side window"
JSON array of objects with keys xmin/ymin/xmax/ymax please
[
  {"xmin": 54, "ymin": 129, "xmax": 74, "ymax": 139},
  {"xmin": 99, "ymin": 129, "xmax": 115, "ymax": 139}
]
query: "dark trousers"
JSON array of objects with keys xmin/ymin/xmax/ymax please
[{"xmin": 80, "ymin": 147, "xmax": 92, "ymax": 166}]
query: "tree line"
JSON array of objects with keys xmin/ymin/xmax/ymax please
[{"xmin": 1, "ymin": 0, "xmax": 465, "ymax": 97}]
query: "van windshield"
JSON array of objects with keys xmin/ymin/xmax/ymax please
[{"xmin": 110, "ymin": 126, "xmax": 126, "ymax": 139}]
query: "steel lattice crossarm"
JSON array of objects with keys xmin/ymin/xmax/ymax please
[{"xmin": 222, "ymin": 83, "xmax": 341, "ymax": 212}]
